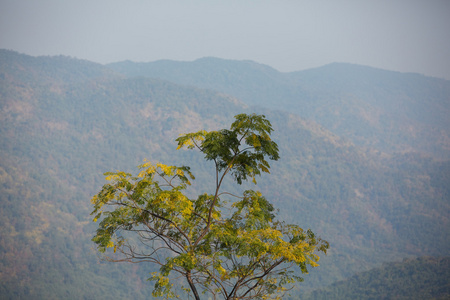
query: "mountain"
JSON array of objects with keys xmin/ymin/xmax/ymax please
[
  {"xmin": 1, "ymin": 49, "xmax": 449, "ymax": 298},
  {"xmin": 300, "ymin": 256, "xmax": 450, "ymax": 300},
  {"xmin": 0, "ymin": 50, "xmax": 244, "ymax": 298},
  {"xmin": 109, "ymin": 58, "xmax": 450, "ymax": 159}
]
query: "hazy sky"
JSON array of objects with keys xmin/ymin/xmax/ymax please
[{"xmin": 1, "ymin": 0, "xmax": 450, "ymax": 79}]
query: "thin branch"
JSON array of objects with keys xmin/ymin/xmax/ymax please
[
  {"xmin": 239, "ymin": 258, "xmax": 286, "ymax": 299},
  {"xmin": 217, "ymin": 191, "xmax": 244, "ymax": 199},
  {"xmin": 114, "ymin": 201, "xmax": 192, "ymax": 246}
]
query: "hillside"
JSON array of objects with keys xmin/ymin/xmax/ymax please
[
  {"xmin": 0, "ymin": 50, "xmax": 449, "ymax": 298},
  {"xmin": 0, "ymin": 50, "xmax": 245, "ymax": 298},
  {"xmin": 109, "ymin": 58, "xmax": 450, "ymax": 159},
  {"xmin": 300, "ymin": 256, "xmax": 450, "ymax": 300}
]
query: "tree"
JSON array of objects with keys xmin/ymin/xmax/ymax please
[{"xmin": 91, "ymin": 113, "xmax": 329, "ymax": 299}]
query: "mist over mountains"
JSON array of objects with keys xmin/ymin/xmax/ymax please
[{"xmin": 1, "ymin": 49, "xmax": 449, "ymax": 298}]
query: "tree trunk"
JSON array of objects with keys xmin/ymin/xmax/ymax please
[{"xmin": 186, "ymin": 271, "xmax": 200, "ymax": 300}]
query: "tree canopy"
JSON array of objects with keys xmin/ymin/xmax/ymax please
[{"xmin": 91, "ymin": 113, "xmax": 329, "ymax": 299}]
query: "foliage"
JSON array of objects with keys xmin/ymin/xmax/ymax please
[
  {"xmin": 91, "ymin": 113, "xmax": 329, "ymax": 299},
  {"xmin": 300, "ymin": 256, "xmax": 450, "ymax": 300}
]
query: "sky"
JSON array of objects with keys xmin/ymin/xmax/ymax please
[{"xmin": 1, "ymin": 0, "xmax": 450, "ymax": 79}]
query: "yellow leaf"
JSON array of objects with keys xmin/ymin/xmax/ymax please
[
  {"xmin": 252, "ymin": 134, "xmax": 261, "ymax": 147},
  {"xmin": 217, "ymin": 265, "xmax": 227, "ymax": 275},
  {"xmin": 90, "ymin": 195, "xmax": 98, "ymax": 204},
  {"xmin": 157, "ymin": 163, "xmax": 174, "ymax": 176}
]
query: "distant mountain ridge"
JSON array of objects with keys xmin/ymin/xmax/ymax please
[
  {"xmin": 109, "ymin": 58, "xmax": 450, "ymax": 159},
  {"xmin": 1, "ymin": 50, "xmax": 449, "ymax": 298},
  {"xmin": 0, "ymin": 49, "xmax": 120, "ymax": 85}
]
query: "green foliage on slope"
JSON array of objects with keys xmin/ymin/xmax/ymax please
[{"xmin": 300, "ymin": 256, "xmax": 450, "ymax": 300}]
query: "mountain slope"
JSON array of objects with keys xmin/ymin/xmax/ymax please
[
  {"xmin": 0, "ymin": 51, "xmax": 245, "ymax": 298},
  {"xmin": 1, "ymin": 50, "xmax": 449, "ymax": 297},
  {"xmin": 300, "ymin": 256, "xmax": 450, "ymax": 300},
  {"xmin": 108, "ymin": 58, "xmax": 450, "ymax": 159}
]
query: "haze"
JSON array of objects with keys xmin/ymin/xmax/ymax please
[{"xmin": 1, "ymin": 0, "xmax": 449, "ymax": 79}]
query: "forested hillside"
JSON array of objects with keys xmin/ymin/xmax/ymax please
[
  {"xmin": 300, "ymin": 256, "xmax": 450, "ymax": 300},
  {"xmin": 1, "ymin": 50, "xmax": 449, "ymax": 298},
  {"xmin": 109, "ymin": 58, "xmax": 450, "ymax": 159},
  {"xmin": 0, "ymin": 50, "xmax": 244, "ymax": 298}
]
